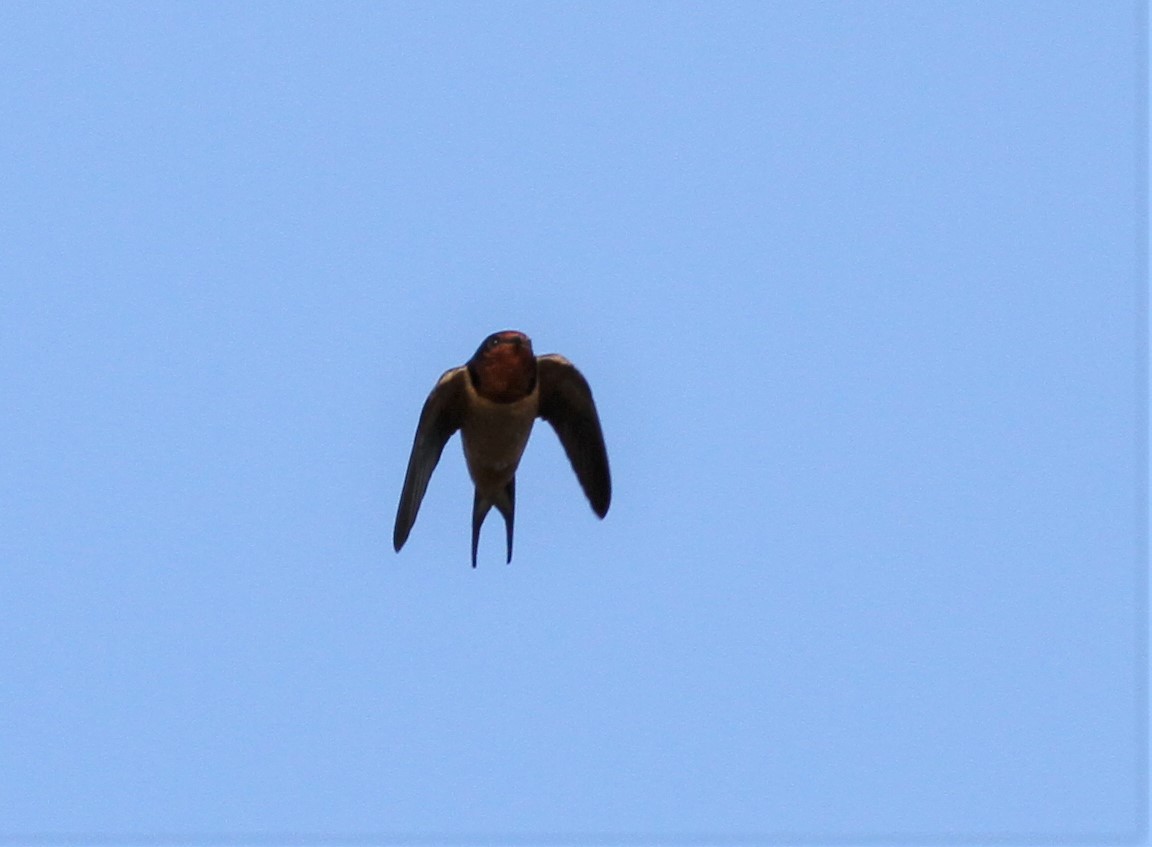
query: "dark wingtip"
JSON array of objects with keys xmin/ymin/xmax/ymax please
[{"xmin": 589, "ymin": 482, "xmax": 610, "ymax": 518}]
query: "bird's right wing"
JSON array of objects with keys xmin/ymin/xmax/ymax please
[{"xmin": 393, "ymin": 367, "xmax": 467, "ymax": 552}]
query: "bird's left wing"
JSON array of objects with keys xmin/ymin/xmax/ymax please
[
  {"xmin": 393, "ymin": 367, "xmax": 467, "ymax": 552},
  {"xmin": 537, "ymin": 354, "xmax": 611, "ymax": 518}
]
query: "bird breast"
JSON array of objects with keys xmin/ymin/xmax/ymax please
[{"xmin": 460, "ymin": 392, "xmax": 538, "ymax": 492}]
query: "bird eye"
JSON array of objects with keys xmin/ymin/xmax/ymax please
[{"xmin": 488, "ymin": 336, "xmax": 501, "ymax": 348}]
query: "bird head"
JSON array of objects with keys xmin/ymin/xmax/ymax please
[{"xmin": 467, "ymin": 330, "xmax": 537, "ymax": 402}]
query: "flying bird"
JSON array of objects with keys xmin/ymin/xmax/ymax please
[{"xmin": 393, "ymin": 330, "xmax": 611, "ymax": 566}]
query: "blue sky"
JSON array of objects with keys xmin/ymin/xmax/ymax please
[{"xmin": 0, "ymin": 1, "xmax": 1145, "ymax": 843}]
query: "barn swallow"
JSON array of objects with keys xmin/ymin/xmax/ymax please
[{"xmin": 393, "ymin": 330, "xmax": 611, "ymax": 567}]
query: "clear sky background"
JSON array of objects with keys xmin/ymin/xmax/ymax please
[{"xmin": 0, "ymin": 2, "xmax": 1146, "ymax": 843}]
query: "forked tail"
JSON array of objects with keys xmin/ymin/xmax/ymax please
[{"xmin": 471, "ymin": 477, "xmax": 515, "ymax": 567}]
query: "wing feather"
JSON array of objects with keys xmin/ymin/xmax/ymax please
[
  {"xmin": 393, "ymin": 368, "xmax": 467, "ymax": 552},
  {"xmin": 536, "ymin": 354, "xmax": 611, "ymax": 517}
]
